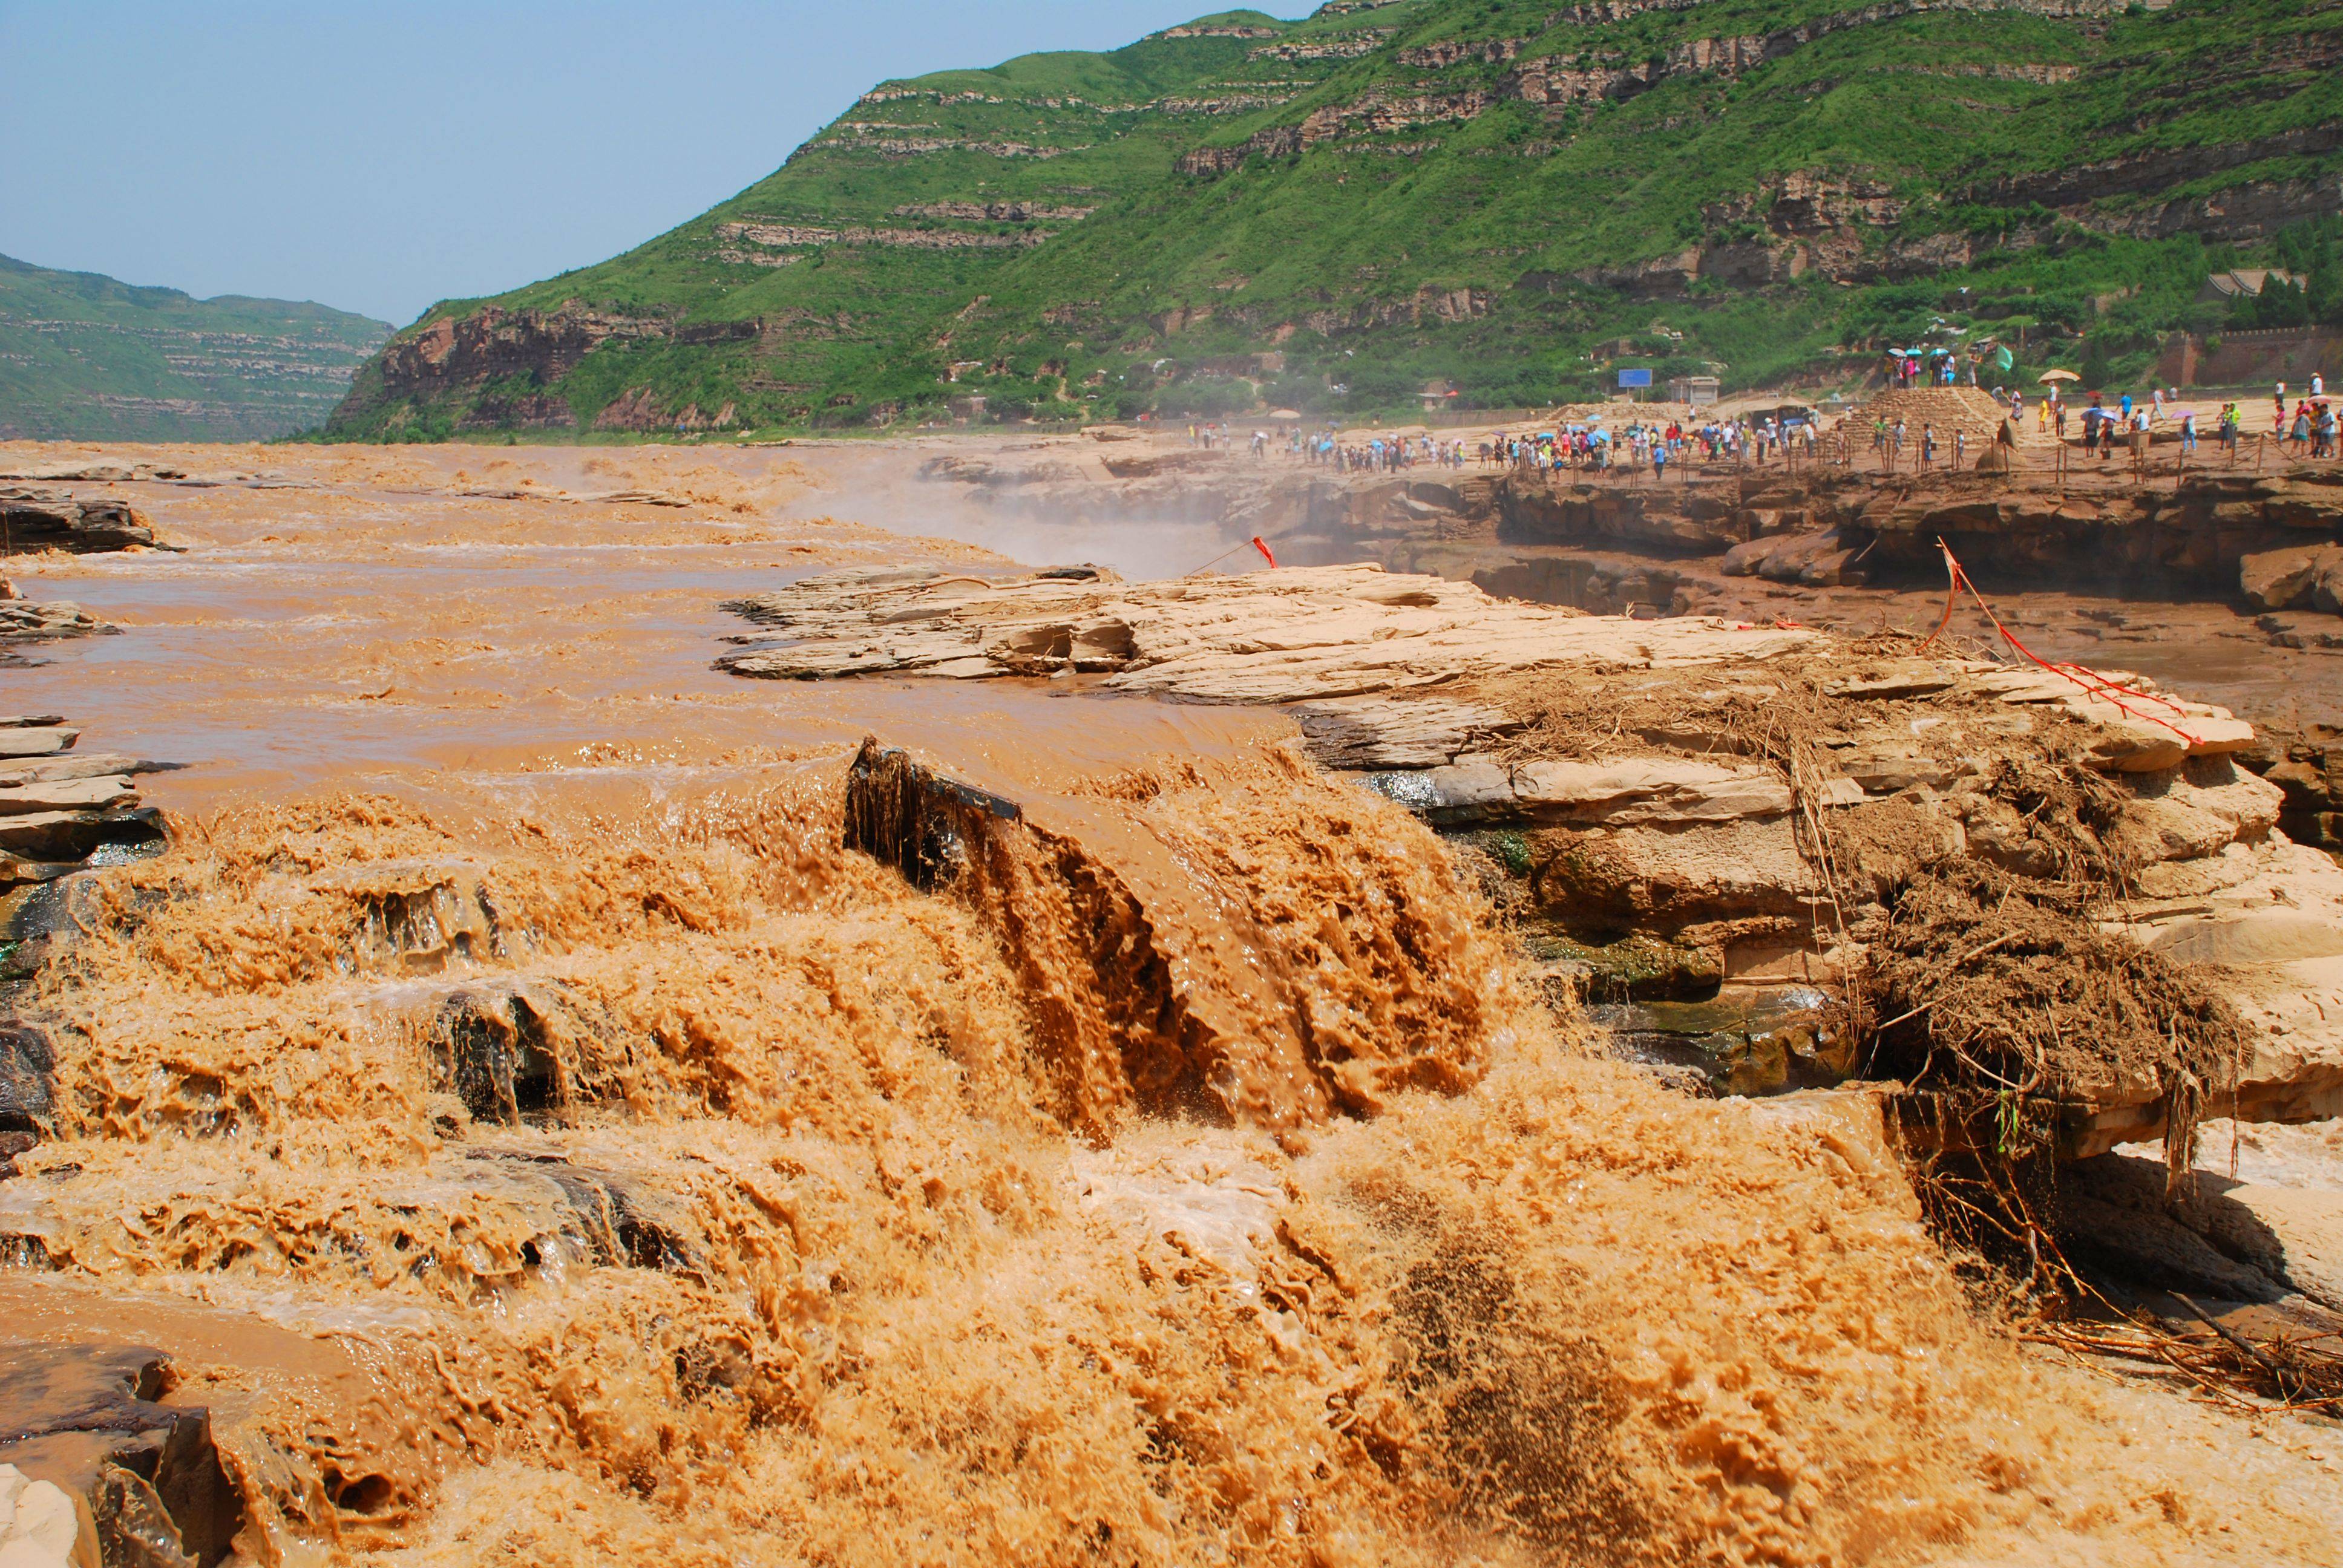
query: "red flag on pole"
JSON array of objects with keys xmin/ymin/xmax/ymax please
[{"xmin": 1251, "ymin": 536, "xmax": 1277, "ymax": 568}]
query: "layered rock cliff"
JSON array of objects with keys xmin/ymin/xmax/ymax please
[{"xmin": 329, "ymin": 0, "xmax": 2343, "ymax": 437}]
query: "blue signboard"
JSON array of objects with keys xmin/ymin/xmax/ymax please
[{"xmin": 1617, "ymin": 368, "xmax": 1653, "ymax": 388}]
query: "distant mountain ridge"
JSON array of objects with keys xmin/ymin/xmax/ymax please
[
  {"xmin": 0, "ymin": 255, "xmax": 389, "ymax": 443},
  {"xmin": 327, "ymin": 0, "xmax": 2343, "ymax": 439}
]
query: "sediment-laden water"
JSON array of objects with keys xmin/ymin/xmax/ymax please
[{"xmin": 2, "ymin": 443, "xmax": 2337, "ymax": 1566}]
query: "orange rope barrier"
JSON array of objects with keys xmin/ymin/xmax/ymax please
[
  {"xmin": 1919, "ymin": 537, "xmax": 2201, "ymax": 746},
  {"xmin": 1183, "ymin": 534, "xmax": 1279, "ymax": 577}
]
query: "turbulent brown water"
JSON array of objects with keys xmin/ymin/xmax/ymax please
[{"xmin": 4, "ymin": 443, "xmax": 2339, "ymax": 1566}]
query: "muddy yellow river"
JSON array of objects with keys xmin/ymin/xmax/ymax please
[{"xmin": 0, "ymin": 442, "xmax": 2335, "ymax": 1567}]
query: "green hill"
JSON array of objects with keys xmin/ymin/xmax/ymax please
[
  {"xmin": 326, "ymin": 0, "xmax": 2343, "ymax": 439},
  {"xmin": 0, "ymin": 255, "xmax": 390, "ymax": 442}
]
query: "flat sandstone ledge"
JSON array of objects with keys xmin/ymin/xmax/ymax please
[{"xmin": 715, "ymin": 564, "xmax": 2337, "ymax": 1150}]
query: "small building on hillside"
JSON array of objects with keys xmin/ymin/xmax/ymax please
[
  {"xmin": 1420, "ymin": 379, "xmax": 1459, "ymax": 412},
  {"xmin": 1668, "ymin": 374, "xmax": 1720, "ymax": 407},
  {"xmin": 2197, "ymin": 269, "xmax": 2307, "ymax": 306}
]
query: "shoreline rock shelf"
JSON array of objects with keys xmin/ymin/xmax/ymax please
[
  {"xmin": 0, "ymin": 488, "xmax": 163, "ymax": 555},
  {"xmin": 0, "ymin": 580, "xmax": 116, "ymax": 657},
  {"xmin": 0, "ymin": 717, "xmax": 169, "ymax": 891},
  {"xmin": 718, "ymin": 564, "xmax": 2343, "ymax": 1152}
]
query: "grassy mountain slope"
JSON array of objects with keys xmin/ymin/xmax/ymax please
[
  {"xmin": 326, "ymin": 0, "xmax": 2343, "ymax": 439},
  {"xmin": 0, "ymin": 255, "xmax": 390, "ymax": 442}
]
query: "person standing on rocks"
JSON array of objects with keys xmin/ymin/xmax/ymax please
[
  {"xmin": 2180, "ymin": 407, "xmax": 2198, "ymax": 457},
  {"xmin": 2319, "ymin": 402, "xmax": 2338, "ymax": 460}
]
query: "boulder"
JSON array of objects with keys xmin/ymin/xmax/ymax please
[
  {"xmin": 470, "ymin": 1152, "xmax": 698, "ymax": 1272},
  {"xmin": 0, "ymin": 731, "xmax": 77, "ymax": 760},
  {"xmin": 0, "ymin": 599, "xmax": 114, "ymax": 643},
  {"xmin": 1511, "ymin": 758, "xmax": 1792, "ymax": 824},
  {"xmin": 0, "ymin": 1343, "xmax": 241, "ymax": 1567},
  {"xmin": 0, "ymin": 489, "xmax": 157, "ymax": 554},
  {"xmin": 2126, "ymin": 757, "xmax": 2284, "ymax": 841},
  {"xmin": 2110, "ymin": 795, "xmax": 2244, "ymax": 864},
  {"xmin": 315, "ymin": 860, "xmax": 497, "ymax": 972},
  {"xmin": 1421, "ymin": 758, "xmax": 1517, "ymax": 822},
  {"xmin": 2263, "ymin": 759, "xmax": 2332, "ymax": 811},
  {"xmin": 2065, "ymin": 1153, "xmax": 2343, "ymax": 1315},
  {"xmin": 0, "ymin": 777, "xmax": 136, "ymax": 818},
  {"xmin": 1530, "ymin": 817, "xmax": 1823, "ymax": 938},
  {"xmin": 0, "ymin": 814, "xmax": 111, "ymax": 866},
  {"xmin": 1288, "ymin": 696, "xmax": 1513, "ymax": 769},
  {"xmin": 843, "ymin": 737, "xmax": 1025, "ymax": 892},
  {"xmin": 0, "ymin": 1024, "xmax": 53, "ymax": 1131},
  {"xmin": 1720, "ymin": 528, "xmax": 1861, "ymax": 584},
  {"xmin": 428, "ymin": 986, "xmax": 562, "ymax": 1126},
  {"xmin": 2238, "ymin": 544, "xmax": 2339, "ymax": 611}
]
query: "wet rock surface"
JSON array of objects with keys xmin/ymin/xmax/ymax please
[
  {"xmin": 720, "ymin": 566, "xmax": 2340, "ymax": 1153},
  {"xmin": 0, "ymin": 1342, "xmax": 240, "ymax": 1568},
  {"xmin": 0, "ymin": 595, "xmax": 117, "ymax": 653},
  {"xmin": 0, "ymin": 489, "xmax": 159, "ymax": 555},
  {"xmin": 0, "ymin": 718, "xmax": 169, "ymax": 892},
  {"xmin": 0, "ymin": 1023, "xmax": 56, "ymax": 1134}
]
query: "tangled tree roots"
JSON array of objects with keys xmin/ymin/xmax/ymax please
[
  {"xmin": 1851, "ymin": 861, "xmax": 2243, "ymax": 1131},
  {"xmin": 1839, "ymin": 861, "xmax": 2270, "ymax": 1377}
]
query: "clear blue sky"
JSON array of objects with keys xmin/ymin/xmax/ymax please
[{"xmin": 0, "ymin": 2, "xmax": 1311, "ymax": 327}]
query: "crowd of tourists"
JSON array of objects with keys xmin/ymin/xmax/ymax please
[
  {"xmin": 1293, "ymin": 430, "xmax": 1473, "ymax": 471},
  {"xmin": 1185, "ymin": 367, "xmax": 2333, "ymax": 480},
  {"xmin": 1470, "ymin": 414, "xmax": 1818, "ymax": 475},
  {"xmin": 1981, "ymin": 372, "xmax": 2337, "ymax": 462},
  {"xmin": 1226, "ymin": 413, "xmax": 1826, "ymax": 478}
]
